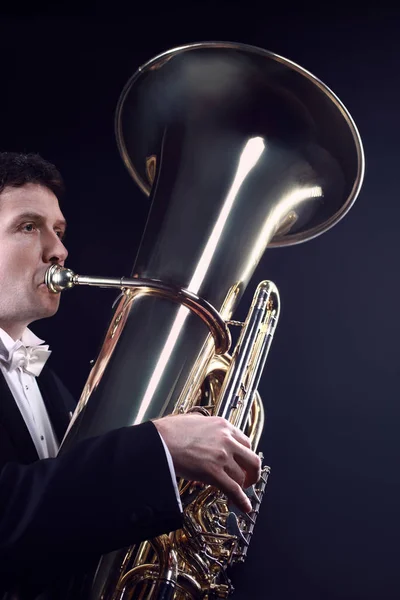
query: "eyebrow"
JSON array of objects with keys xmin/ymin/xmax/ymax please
[{"xmin": 10, "ymin": 212, "xmax": 67, "ymax": 231}]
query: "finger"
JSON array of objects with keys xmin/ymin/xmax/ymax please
[
  {"xmin": 213, "ymin": 470, "xmax": 252, "ymax": 513},
  {"xmin": 231, "ymin": 441, "xmax": 262, "ymax": 487},
  {"xmin": 230, "ymin": 425, "xmax": 252, "ymax": 450},
  {"xmin": 223, "ymin": 461, "xmax": 246, "ymax": 489}
]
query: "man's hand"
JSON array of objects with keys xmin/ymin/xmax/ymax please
[{"xmin": 153, "ymin": 413, "xmax": 261, "ymax": 513}]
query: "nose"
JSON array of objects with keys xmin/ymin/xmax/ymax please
[{"xmin": 43, "ymin": 231, "xmax": 68, "ymax": 265}]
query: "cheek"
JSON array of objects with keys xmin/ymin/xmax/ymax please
[{"xmin": 0, "ymin": 243, "xmax": 38, "ymax": 282}]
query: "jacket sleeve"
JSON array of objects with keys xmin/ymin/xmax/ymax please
[{"xmin": 0, "ymin": 421, "xmax": 183, "ymax": 584}]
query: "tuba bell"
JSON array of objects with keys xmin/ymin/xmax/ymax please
[{"xmin": 46, "ymin": 42, "xmax": 364, "ymax": 598}]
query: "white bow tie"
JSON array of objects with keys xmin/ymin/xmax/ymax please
[{"xmin": 1, "ymin": 344, "xmax": 52, "ymax": 377}]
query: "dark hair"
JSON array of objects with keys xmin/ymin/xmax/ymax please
[{"xmin": 0, "ymin": 152, "xmax": 65, "ymax": 199}]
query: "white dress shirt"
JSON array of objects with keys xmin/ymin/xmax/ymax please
[
  {"xmin": 0, "ymin": 326, "xmax": 182, "ymax": 509},
  {"xmin": 0, "ymin": 327, "xmax": 58, "ymax": 459}
]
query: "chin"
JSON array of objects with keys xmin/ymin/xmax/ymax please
[
  {"xmin": 39, "ymin": 296, "xmax": 61, "ymax": 317},
  {"xmin": 31, "ymin": 288, "xmax": 61, "ymax": 319}
]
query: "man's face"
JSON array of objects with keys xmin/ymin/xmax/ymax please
[{"xmin": 0, "ymin": 183, "xmax": 68, "ymax": 333}]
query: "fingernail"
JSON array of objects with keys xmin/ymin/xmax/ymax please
[{"xmin": 244, "ymin": 499, "xmax": 252, "ymax": 513}]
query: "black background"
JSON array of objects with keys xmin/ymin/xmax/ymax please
[{"xmin": 1, "ymin": 4, "xmax": 399, "ymax": 599}]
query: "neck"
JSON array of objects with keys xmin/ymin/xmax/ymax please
[{"xmin": 0, "ymin": 321, "xmax": 28, "ymax": 341}]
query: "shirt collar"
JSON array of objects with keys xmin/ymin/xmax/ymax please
[{"xmin": 0, "ymin": 327, "xmax": 47, "ymax": 361}]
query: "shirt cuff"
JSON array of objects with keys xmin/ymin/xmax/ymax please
[{"xmin": 156, "ymin": 431, "xmax": 183, "ymax": 512}]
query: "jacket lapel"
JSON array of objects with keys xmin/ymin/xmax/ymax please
[
  {"xmin": 0, "ymin": 370, "xmax": 38, "ymax": 463},
  {"xmin": 37, "ymin": 365, "xmax": 73, "ymax": 445},
  {"xmin": 0, "ymin": 365, "xmax": 74, "ymax": 464}
]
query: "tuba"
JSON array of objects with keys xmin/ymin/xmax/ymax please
[{"xmin": 45, "ymin": 42, "xmax": 364, "ymax": 598}]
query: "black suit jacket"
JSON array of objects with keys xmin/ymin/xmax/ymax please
[{"xmin": 0, "ymin": 364, "xmax": 182, "ymax": 598}]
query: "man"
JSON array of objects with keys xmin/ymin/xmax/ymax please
[{"xmin": 0, "ymin": 152, "xmax": 261, "ymax": 597}]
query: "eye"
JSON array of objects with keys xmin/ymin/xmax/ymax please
[
  {"xmin": 21, "ymin": 222, "xmax": 37, "ymax": 233},
  {"xmin": 55, "ymin": 229, "xmax": 66, "ymax": 241}
]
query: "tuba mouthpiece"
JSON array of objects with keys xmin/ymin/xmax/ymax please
[{"xmin": 45, "ymin": 264, "xmax": 76, "ymax": 293}]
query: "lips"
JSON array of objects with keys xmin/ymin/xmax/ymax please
[{"xmin": 37, "ymin": 272, "xmax": 49, "ymax": 287}]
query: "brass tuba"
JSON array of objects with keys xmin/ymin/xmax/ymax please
[{"xmin": 45, "ymin": 42, "xmax": 364, "ymax": 598}]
